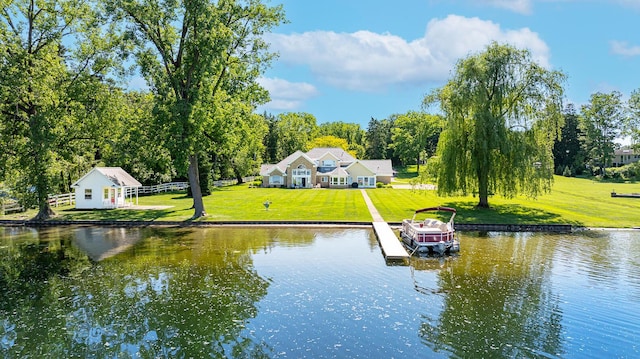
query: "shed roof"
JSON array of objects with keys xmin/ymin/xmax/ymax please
[{"xmin": 72, "ymin": 167, "xmax": 142, "ymax": 188}]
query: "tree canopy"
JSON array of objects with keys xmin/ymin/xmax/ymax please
[
  {"xmin": 390, "ymin": 111, "xmax": 442, "ymax": 171},
  {"xmin": 425, "ymin": 42, "xmax": 566, "ymax": 208},
  {"xmin": 579, "ymin": 91, "xmax": 626, "ymax": 176}
]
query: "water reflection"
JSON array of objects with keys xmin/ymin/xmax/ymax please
[
  {"xmin": 72, "ymin": 227, "xmax": 144, "ymax": 261},
  {"xmin": 0, "ymin": 226, "xmax": 272, "ymax": 357},
  {"xmin": 1, "ymin": 227, "xmax": 639, "ymax": 358},
  {"xmin": 418, "ymin": 232, "xmax": 564, "ymax": 358}
]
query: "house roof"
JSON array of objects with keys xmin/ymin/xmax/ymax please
[
  {"xmin": 326, "ymin": 167, "xmax": 350, "ymax": 176},
  {"xmin": 260, "ymin": 164, "xmax": 285, "ymax": 176},
  {"xmin": 360, "ymin": 160, "xmax": 394, "ymax": 176},
  {"xmin": 305, "ymin": 147, "xmax": 356, "ymax": 163},
  {"xmin": 72, "ymin": 167, "xmax": 142, "ymax": 188},
  {"xmin": 615, "ymin": 148, "xmax": 635, "ymax": 155},
  {"xmin": 264, "ymin": 150, "xmax": 316, "ymax": 175}
]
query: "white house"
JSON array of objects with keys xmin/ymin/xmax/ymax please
[{"xmin": 72, "ymin": 167, "xmax": 142, "ymax": 209}]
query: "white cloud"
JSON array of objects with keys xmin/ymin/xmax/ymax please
[
  {"xmin": 258, "ymin": 77, "xmax": 319, "ymax": 110},
  {"xmin": 267, "ymin": 15, "xmax": 550, "ymax": 92},
  {"xmin": 610, "ymin": 40, "xmax": 640, "ymax": 57}
]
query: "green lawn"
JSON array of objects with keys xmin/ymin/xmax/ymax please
[
  {"xmin": 3, "ymin": 176, "xmax": 640, "ymax": 228},
  {"xmin": 20, "ymin": 185, "xmax": 372, "ymax": 222},
  {"xmin": 391, "ymin": 165, "xmax": 418, "ymax": 184},
  {"xmin": 368, "ymin": 175, "xmax": 640, "ymax": 228}
]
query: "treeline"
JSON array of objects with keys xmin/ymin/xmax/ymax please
[
  {"xmin": 553, "ymin": 91, "xmax": 640, "ymax": 179},
  {"xmin": 260, "ymin": 111, "xmax": 441, "ymax": 169}
]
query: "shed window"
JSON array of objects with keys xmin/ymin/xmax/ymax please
[{"xmin": 84, "ymin": 189, "xmax": 92, "ymax": 200}]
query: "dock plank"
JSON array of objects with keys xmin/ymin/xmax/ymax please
[{"xmin": 372, "ymin": 222, "xmax": 409, "ymax": 259}]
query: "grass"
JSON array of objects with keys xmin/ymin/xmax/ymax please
[
  {"xmin": 391, "ymin": 165, "xmax": 418, "ymax": 184},
  {"xmin": 368, "ymin": 175, "xmax": 640, "ymax": 228},
  {"xmin": 2, "ymin": 176, "xmax": 640, "ymax": 228},
  {"xmin": 4, "ymin": 185, "xmax": 372, "ymax": 222}
]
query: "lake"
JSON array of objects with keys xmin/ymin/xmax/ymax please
[{"xmin": 1, "ymin": 226, "xmax": 639, "ymax": 358}]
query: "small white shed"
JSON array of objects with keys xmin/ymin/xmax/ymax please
[{"xmin": 72, "ymin": 167, "xmax": 142, "ymax": 209}]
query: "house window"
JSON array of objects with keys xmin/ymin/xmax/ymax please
[
  {"xmin": 357, "ymin": 176, "xmax": 376, "ymax": 187},
  {"xmin": 331, "ymin": 177, "xmax": 347, "ymax": 185},
  {"xmin": 292, "ymin": 167, "xmax": 310, "ymax": 176},
  {"xmin": 85, "ymin": 189, "xmax": 92, "ymax": 200},
  {"xmin": 323, "ymin": 160, "xmax": 335, "ymax": 167},
  {"xmin": 103, "ymin": 188, "xmax": 109, "ymax": 199},
  {"xmin": 270, "ymin": 175, "xmax": 283, "ymax": 185},
  {"xmin": 321, "ymin": 176, "xmax": 328, "ymax": 182}
]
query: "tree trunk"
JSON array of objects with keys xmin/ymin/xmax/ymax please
[
  {"xmin": 188, "ymin": 154, "xmax": 207, "ymax": 218},
  {"xmin": 416, "ymin": 156, "xmax": 420, "ymax": 172},
  {"xmin": 477, "ymin": 189, "xmax": 490, "ymax": 208},
  {"xmin": 34, "ymin": 202, "xmax": 55, "ymax": 221},
  {"xmin": 31, "ymin": 121, "xmax": 55, "ymax": 221},
  {"xmin": 234, "ymin": 167, "xmax": 244, "ymax": 184},
  {"xmin": 476, "ymin": 167, "xmax": 490, "ymax": 208}
]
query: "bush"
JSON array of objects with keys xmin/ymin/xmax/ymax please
[
  {"xmin": 562, "ymin": 166, "xmax": 572, "ymax": 177},
  {"xmin": 376, "ymin": 182, "xmax": 386, "ymax": 188}
]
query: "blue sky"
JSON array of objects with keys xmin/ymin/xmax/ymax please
[{"xmin": 258, "ymin": 0, "xmax": 640, "ymax": 128}]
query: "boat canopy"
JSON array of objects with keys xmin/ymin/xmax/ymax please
[{"xmin": 411, "ymin": 206, "xmax": 457, "ymax": 224}]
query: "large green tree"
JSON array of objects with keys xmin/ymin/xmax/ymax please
[
  {"xmin": 425, "ymin": 42, "xmax": 565, "ymax": 208},
  {"xmin": 317, "ymin": 121, "xmax": 366, "ymax": 158},
  {"xmin": 624, "ymin": 89, "xmax": 640, "ymax": 150},
  {"xmin": 273, "ymin": 112, "xmax": 317, "ymax": 160},
  {"xmin": 364, "ymin": 117, "xmax": 395, "ymax": 160},
  {"xmin": 579, "ymin": 91, "xmax": 626, "ymax": 176},
  {"xmin": 389, "ymin": 111, "xmax": 442, "ymax": 171},
  {"xmin": 110, "ymin": 0, "xmax": 284, "ymax": 218},
  {"xmin": 0, "ymin": 0, "xmax": 122, "ymax": 219},
  {"xmin": 552, "ymin": 104, "xmax": 585, "ymax": 176},
  {"xmin": 100, "ymin": 91, "xmax": 176, "ymax": 184}
]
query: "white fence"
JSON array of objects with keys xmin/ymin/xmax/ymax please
[
  {"xmin": 48, "ymin": 192, "xmax": 76, "ymax": 207},
  {"xmin": 1, "ymin": 201, "xmax": 23, "ymax": 215},
  {"xmin": 136, "ymin": 182, "xmax": 190, "ymax": 195}
]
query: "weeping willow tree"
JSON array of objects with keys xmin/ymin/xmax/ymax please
[{"xmin": 425, "ymin": 42, "xmax": 565, "ymax": 208}]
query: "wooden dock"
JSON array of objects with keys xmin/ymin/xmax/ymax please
[
  {"xmin": 372, "ymin": 222, "xmax": 410, "ymax": 260},
  {"xmin": 359, "ymin": 189, "xmax": 410, "ymax": 260}
]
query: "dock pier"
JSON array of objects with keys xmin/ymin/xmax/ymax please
[{"xmin": 360, "ymin": 190, "xmax": 410, "ymax": 260}]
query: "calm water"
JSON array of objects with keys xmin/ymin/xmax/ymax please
[{"xmin": 1, "ymin": 226, "xmax": 639, "ymax": 358}]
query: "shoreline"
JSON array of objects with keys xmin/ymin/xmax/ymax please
[{"xmin": 0, "ymin": 219, "xmax": 583, "ymax": 232}]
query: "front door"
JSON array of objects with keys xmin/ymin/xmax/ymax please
[{"xmin": 302, "ymin": 178, "xmax": 306, "ymax": 187}]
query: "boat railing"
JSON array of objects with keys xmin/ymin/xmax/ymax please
[{"xmin": 414, "ymin": 231, "xmax": 454, "ymax": 243}]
